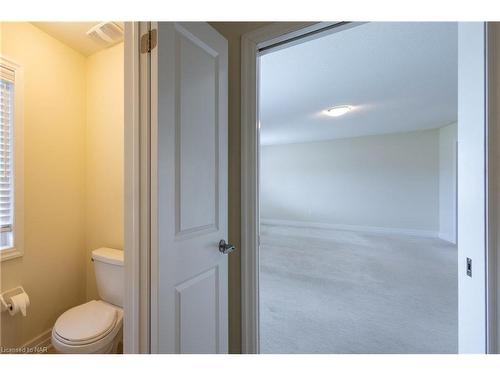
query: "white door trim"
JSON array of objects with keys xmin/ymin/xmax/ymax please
[
  {"xmin": 124, "ymin": 21, "xmax": 152, "ymax": 354},
  {"xmin": 149, "ymin": 20, "xmax": 159, "ymax": 354},
  {"xmin": 240, "ymin": 21, "xmax": 499, "ymax": 354},
  {"xmin": 124, "ymin": 21, "xmax": 140, "ymax": 354},
  {"xmin": 240, "ymin": 22, "xmax": 341, "ymax": 354}
]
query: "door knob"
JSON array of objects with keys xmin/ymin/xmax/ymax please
[{"xmin": 219, "ymin": 239, "xmax": 236, "ymax": 254}]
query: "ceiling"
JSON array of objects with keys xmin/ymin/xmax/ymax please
[
  {"xmin": 32, "ymin": 22, "xmax": 123, "ymax": 56},
  {"xmin": 259, "ymin": 22, "xmax": 458, "ymax": 145}
]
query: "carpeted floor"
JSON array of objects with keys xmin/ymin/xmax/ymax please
[{"xmin": 259, "ymin": 224, "xmax": 458, "ymax": 354}]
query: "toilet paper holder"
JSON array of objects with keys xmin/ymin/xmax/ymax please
[{"xmin": 0, "ymin": 286, "xmax": 27, "ymax": 313}]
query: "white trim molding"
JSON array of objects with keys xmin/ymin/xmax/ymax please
[
  {"xmin": 20, "ymin": 328, "xmax": 53, "ymax": 354},
  {"xmin": 124, "ymin": 21, "xmax": 156, "ymax": 354},
  {"xmin": 124, "ymin": 21, "xmax": 139, "ymax": 354},
  {"xmin": 124, "ymin": 21, "xmax": 151, "ymax": 354},
  {"xmin": 261, "ymin": 219, "xmax": 439, "ymax": 239},
  {"xmin": 439, "ymin": 231, "xmax": 457, "ymax": 244},
  {"xmin": 0, "ymin": 56, "xmax": 24, "ymax": 263}
]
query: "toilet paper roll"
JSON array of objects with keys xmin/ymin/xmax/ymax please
[{"xmin": 8, "ymin": 292, "xmax": 30, "ymax": 317}]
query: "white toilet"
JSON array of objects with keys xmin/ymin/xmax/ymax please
[{"xmin": 51, "ymin": 248, "xmax": 124, "ymax": 354}]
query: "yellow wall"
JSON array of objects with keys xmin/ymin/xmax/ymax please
[
  {"xmin": 0, "ymin": 23, "xmax": 123, "ymax": 348},
  {"xmin": 0, "ymin": 22, "xmax": 87, "ymax": 348},
  {"xmin": 85, "ymin": 43, "xmax": 124, "ymax": 300}
]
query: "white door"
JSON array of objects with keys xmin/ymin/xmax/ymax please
[
  {"xmin": 457, "ymin": 22, "xmax": 487, "ymax": 353},
  {"xmin": 150, "ymin": 22, "xmax": 229, "ymax": 353}
]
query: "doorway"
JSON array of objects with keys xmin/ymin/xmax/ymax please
[
  {"xmin": 124, "ymin": 22, "xmax": 230, "ymax": 354},
  {"xmin": 240, "ymin": 22, "xmax": 492, "ymax": 354},
  {"xmin": 258, "ymin": 22, "xmax": 458, "ymax": 354}
]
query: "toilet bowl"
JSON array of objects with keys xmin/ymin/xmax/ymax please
[
  {"xmin": 52, "ymin": 248, "xmax": 124, "ymax": 354},
  {"xmin": 52, "ymin": 300, "xmax": 123, "ymax": 354}
]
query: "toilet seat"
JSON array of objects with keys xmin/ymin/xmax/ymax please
[
  {"xmin": 54, "ymin": 300, "xmax": 117, "ymax": 343},
  {"xmin": 52, "ymin": 300, "xmax": 123, "ymax": 354}
]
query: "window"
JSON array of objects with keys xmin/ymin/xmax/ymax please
[
  {"xmin": 0, "ymin": 66, "xmax": 14, "ymax": 250},
  {"xmin": 0, "ymin": 56, "xmax": 23, "ymax": 261}
]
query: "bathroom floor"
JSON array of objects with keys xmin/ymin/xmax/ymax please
[{"xmin": 259, "ymin": 225, "xmax": 458, "ymax": 354}]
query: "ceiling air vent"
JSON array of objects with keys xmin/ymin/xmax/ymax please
[{"xmin": 86, "ymin": 22, "xmax": 123, "ymax": 46}]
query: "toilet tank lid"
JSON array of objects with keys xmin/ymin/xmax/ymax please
[{"xmin": 92, "ymin": 248, "xmax": 123, "ymax": 266}]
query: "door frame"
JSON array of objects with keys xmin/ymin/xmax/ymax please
[
  {"xmin": 124, "ymin": 21, "xmax": 153, "ymax": 354},
  {"xmin": 240, "ymin": 21, "xmax": 500, "ymax": 354},
  {"xmin": 240, "ymin": 22, "xmax": 344, "ymax": 354},
  {"xmin": 126, "ymin": 21, "xmax": 230, "ymax": 354}
]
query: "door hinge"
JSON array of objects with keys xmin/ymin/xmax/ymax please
[{"xmin": 141, "ymin": 29, "xmax": 157, "ymax": 54}]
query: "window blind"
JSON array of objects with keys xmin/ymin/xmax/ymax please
[
  {"xmin": 0, "ymin": 66, "xmax": 14, "ymax": 248},
  {"xmin": 0, "ymin": 65, "xmax": 15, "ymax": 83}
]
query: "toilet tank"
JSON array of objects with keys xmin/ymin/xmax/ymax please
[{"xmin": 91, "ymin": 248, "xmax": 124, "ymax": 307}]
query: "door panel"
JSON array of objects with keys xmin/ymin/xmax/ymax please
[
  {"xmin": 176, "ymin": 267, "xmax": 219, "ymax": 353},
  {"xmin": 177, "ymin": 32, "xmax": 219, "ymax": 234},
  {"xmin": 152, "ymin": 22, "xmax": 228, "ymax": 353}
]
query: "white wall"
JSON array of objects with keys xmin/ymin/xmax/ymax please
[
  {"xmin": 439, "ymin": 123, "xmax": 458, "ymax": 243},
  {"xmin": 260, "ymin": 129, "xmax": 440, "ymax": 235}
]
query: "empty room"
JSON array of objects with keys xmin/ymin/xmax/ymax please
[{"xmin": 258, "ymin": 22, "xmax": 458, "ymax": 353}]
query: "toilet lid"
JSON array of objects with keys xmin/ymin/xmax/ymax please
[{"xmin": 54, "ymin": 300, "xmax": 117, "ymax": 343}]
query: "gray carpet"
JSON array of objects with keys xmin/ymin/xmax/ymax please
[{"xmin": 259, "ymin": 225, "xmax": 458, "ymax": 354}]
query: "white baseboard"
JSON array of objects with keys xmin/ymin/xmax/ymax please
[
  {"xmin": 21, "ymin": 327, "xmax": 53, "ymax": 354},
  {"xmin": 261, "ymin": 218, "xmax": 438, "ymax": 238},
  {"xmin": 439, "ymin": 231, "xmax": 457, "ymax": 244}
]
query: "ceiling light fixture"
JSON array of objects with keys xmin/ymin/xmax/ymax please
[{"xmin": 323, "ymin": 105, "xmax": 352, "ymax": 117}]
